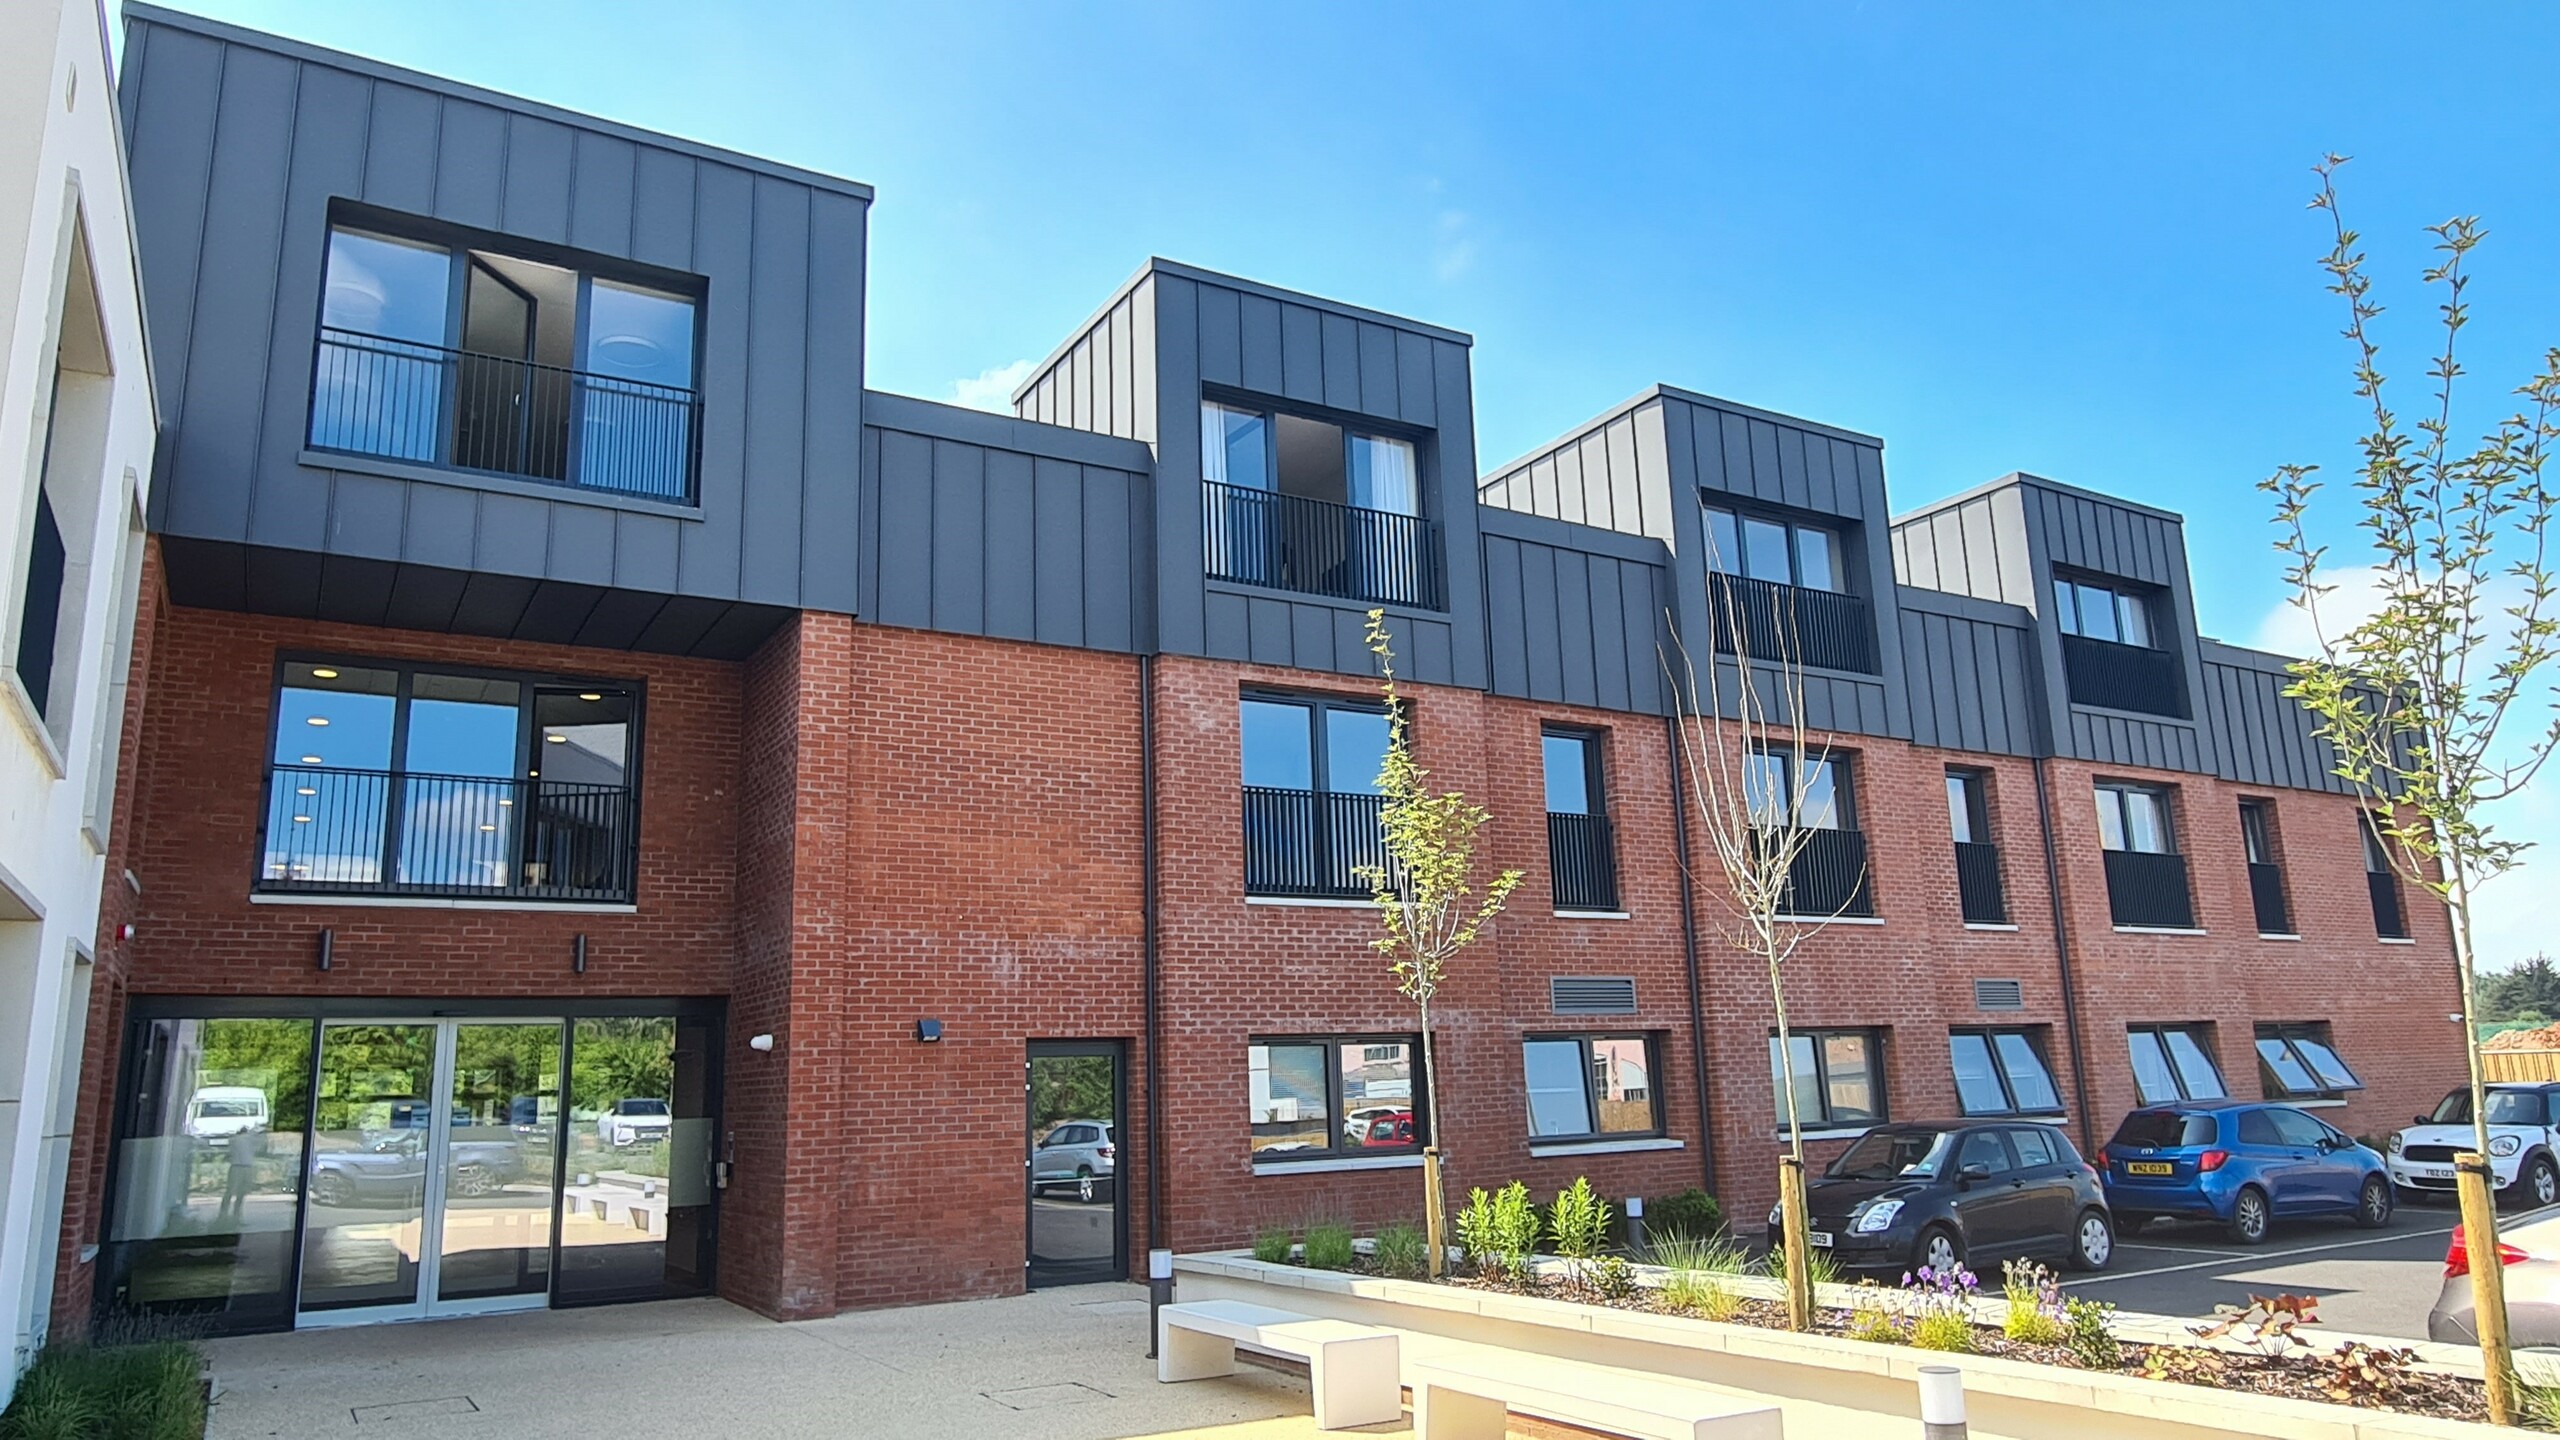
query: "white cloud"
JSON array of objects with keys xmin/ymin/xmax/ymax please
[
  {"xmin": 1431, "ymin": 210, "xmax": 1477, "ymax": 284},
  {"xmin": 2248, "ymin": 564, "xmax": 2391, "ymax": 657},
  {"xmin": 945, "ymin": 359, "xmax": 1036, "ymax": 414}
]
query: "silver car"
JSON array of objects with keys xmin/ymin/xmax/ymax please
[
  {"xmin": 2431, "ymin": 1207, "xmax": 2560, "ymax": 1345},
  {"xmin": 1031, "ymin": 1119, "xmax": 1115, "ymax": 1202}
]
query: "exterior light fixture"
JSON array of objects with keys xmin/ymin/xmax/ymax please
[
  {"xmin": 477, "ymin": 823, "xmax": 497, "ymax": 832},
  {"xmin": 573, "ymin": 933, "xmax": 588, "ymax": 975},
  {"xmin": 300, "ymin": 754, "xmax": 322, "ymax": 764},
  {"xmin": 292, "ymin": 815, "xmax": 311, "ymax": 824},
  {"xmin": 296, "ymin": 786, "xmax": 316, "ymax": 796},
  {"xmin": 305, "ymin": 716, "xmax": 328, "ymax": 726},
  {"xmin": 316, "ymin": 927, "xmax": 334, "ymax": 972},
  {"xmin": 915, "ymin": 1019, "xmax": 943, "ymax": 1043},
  {"xmin": 546, "ymin": 733, "xmax": 566, "ymax": 743},
  {"xmin": 498, "ymin": 797, "xmax": 513, "ymax": 807}
]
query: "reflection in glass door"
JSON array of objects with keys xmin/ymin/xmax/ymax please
[
  {"xmin": 1027, "ymin": 1042, "xmax": 1124, "ymax": 1287},
  {"xmin": 437, "ymin": 1022, "xmax": 561, "ymax": 1308},
  {"xmin": 299, "ymin": 1023, "xmax": 437, "ymax": 1318}
]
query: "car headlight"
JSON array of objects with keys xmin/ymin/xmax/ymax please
[
  {"xmin": 2388, "ymin": 1132, "xmax": 2404, "ymax": 1154},
  {"xmin": 1768, "ymin": 1203, "xmax": 1784, "ymax": 1228},
  {"xmin": 2492, "ymin": 1135, "xmax": 2522, "ymax": 1158},
  {"xmin": 1852, "ymin": 1200, "xmax": 1903, "ymax": 1234}
]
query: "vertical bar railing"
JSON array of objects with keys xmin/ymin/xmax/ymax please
[
  {"xmin": 1546, "ymin": 812, "xmax": 1620, "ymax": 911},
  {"xmin": 2102, "ymin": 849, "xmax": 2195, "ymax": 929},
  {"xmin": 1769, "ymin": 827, "xmax": 1874, "ymax": 918},
  {"xmin": 2368, "ymin": 870, "xmax": 2409, "ymax": 939},
  {"xmin": 259, "ymin": 765, "xmax": 636, "ymax": 901},
  {"xmin": 1241, "ymin": 786, "xmax": 1389, "ymax": 899},
  {"xmin": 1704, "ymin": 572, "xmax": 1877, "ymax": 674},
  {"xmin": 2060, "ymin": 635, "xmax": 2189, "ymax": 719},
  {"xmin": 2247, "ymin": 861, "xmax": 2293, "ymax": 935},
  {"xmin": 1953, "ymin": 840, "xmax": 2007, "ymax": 925},
  {"xmin": 1202, "ymin": 482, "xmax": 1442, "ymax": 609}
]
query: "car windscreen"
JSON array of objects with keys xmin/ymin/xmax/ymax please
[
  {"xmin": 195, "ymin": 1099, "xmax": 260, "ymax": 1117},
  {"xmin": 618, "ymin": 1100, "xmax": 671, "ymax": 1117},
  {"xmin": 1825, "ymin": 1130, "xmax": 1949, "ymax": 1181},
  {"xmin": 2108, "ymin": 1111, "xmax": 2216, "ymax": 1149},
  {"xmin": 2430, "ymin": 1089, "xmax": 2544, "ymax": 1126}
]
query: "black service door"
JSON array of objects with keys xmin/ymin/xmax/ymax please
[{"xmin": 1027, "ymin": 1041, "xmax": 1125, "ymax": 1287}]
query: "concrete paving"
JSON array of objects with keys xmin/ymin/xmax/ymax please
[{"xmin": 205, "ymin": 1286, "xmax": 1404, "ymax": 1440}]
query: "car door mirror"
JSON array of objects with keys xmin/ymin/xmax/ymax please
[
  {"xmin": 2417, "ymin": 1115, "xmax": 2431, "ymax": 1127},
  {"xmin": 1958, "ymin": 1162, "xmax": 1992, "ymax": 1187}
]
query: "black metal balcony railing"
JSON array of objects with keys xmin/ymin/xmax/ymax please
[
  {"xmin": 2060, "ymin": 634, "xmax": 2188, "ymax": 719},
  {"xmin": 1547, "ymin": 812, "xmax": 1620, "ymax": 911},
  {"xmin": 2369, "ymin": 870, "xmax": 2409, "ymax": 939},
  {"xmin": 1242, "ymin": 786, "xmax": 1390, "ymax": 900},
  {"xmin": 2247, "ymin": 860, "xmax": 2292, "ymax": 935},
  {"xmin": 1203, "ymin": 481, "xmax": 1443, "ymax": 610},
  {"xmin": 1705, "ymin": 573, "xmax": 1877, "ymax": 675},
  {"xmin": 1768, "ymin": 826, "xmax": 1874, "ymax": 918},
  {"xmin": 2103, "ymin": 848, "xmax": 2195, "ymax": 929},
  {"xmin": 259, "ymin": 765, "xmax": 638, "ymax": 902},
  {"xmin": 1953, "ymin": 840, "xmax": 2008, "ymax": 925},
  {"xmin": 308, "ymin": 327, "xmax": 700, "ymax": 504}
]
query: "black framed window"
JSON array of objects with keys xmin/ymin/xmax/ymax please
[
  {"xmin": 2256, "ymin": 1022, "xmax": 2364, "ymax": 1100},
  {"xmin": 2362, "ymin": 813, "xmax": 2410, "ymax": 939},
  {"xmin": 2095, "ymin": 781, "xmax": 2192, "ymax": 929},
  {"xmin": 2238, "ymin": 799, "xmax": 2292, "ymax": 936},
  {"xmin": 310, "ymin": 215, "xmax": 702, "ymax": 503},
  {"xmin": 1769, "ymin": 1029, "xmax": 1884, "ymax": 1129},
  {"xmin": 1704, "ymin": 505, "xmax": 1841, "ymax": 592},
  {"xmin": 1523, "ymin": 1034, "xmax": 1662, "ymax": 1141},
  {"xmin": 260, "ymin": 657, "xmax": 640, "ymax": 902},
  {"xmin": 1200, "ymin": 399, "xmax": 1437, "ymax": 608},
  {"xmin": 1746, "ymin": 748, "xmax": 1872, "ymax": 917},
  {"xmin": 1945, "ymin": 769, "xmax": 2007, "ymax": 925},
  {"xmin": 2053, "ymin": 576, "xmax": 2155, "ymax": 647},
  {"xmin": 2127, "ymin": 1024, "xmax": 2228, "ymax": 1104},
  {"xmin": 1247, "ymin": 1036, "xmax": 1423, "ymax": 1161},
  {"xmin": 1543, "ymin": 728, "xmax": 1618, "ymax": 911},
  {"xmin": 1239, "ymin": 693, "xmax": 1393, "ymax": 898},
  {"xmin": 1949, "ymin": 1027, "xmax": 2063, "ymax": 1117},
  {"xmin": 2094, "ymin": 783, "xmax": 2174, "ymax": 854}
]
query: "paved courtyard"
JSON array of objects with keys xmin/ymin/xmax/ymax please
[{"xmin": 206, "ymin": 1286, "xmax": 1393, "ymax": 1440}]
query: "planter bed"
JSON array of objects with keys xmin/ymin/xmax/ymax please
[{"xmin": 1176, "ymin": 1250, "xmax": 2509, "ymax": 1439}]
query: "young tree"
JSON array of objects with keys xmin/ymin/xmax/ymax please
[
  {"xmin": 1667, "ymin": 575, "xmax": 1870, "ymax": 1331},
  {"xmin": 2264, "ymin": 156, "xmax": 2560, "ymax": 1425},
  {"xmin": 1355, "ymin": 609, "xmax": 1524, "ymax": 1279}
]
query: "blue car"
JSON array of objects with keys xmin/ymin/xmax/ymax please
[{"xmin": 2100, "ymin": 1101, "xmax": 2393, "ymax": 1243}]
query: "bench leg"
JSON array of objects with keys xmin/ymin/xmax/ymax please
[
  {"xmin": 1305, "ymin": 1333, "xmax": 1401, "ymax": 1429},
  {"xmin": 1156, "ymin": 1322, "xmax": 1236, "ymax": 1384},
  {"xmin": 1413, "ymin": 1379, "xmax": 1507, "ymax": 1440}
]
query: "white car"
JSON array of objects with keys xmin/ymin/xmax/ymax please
[
  {"xmin": 184, "ymin": 1085, "xmax": 269, "ymax": 1143},
  {"xmin": 597, "ymin": 1098, "xmax": 674, "ymax": 1147},
  {"xmin": 1032, "ymin": 1119, "xmax": 1115, "ymax": 1202},
  {"xmin": 2387, "ymin": 1083, "xmax": 2560, "ymax": 1207}
]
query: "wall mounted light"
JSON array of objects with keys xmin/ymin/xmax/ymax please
[
  {"xmin": 749, "ymin": 1033, "xmax": 775, "ymax": 1053},
  {"xmin": 915, "ymin": 1019, "xmax": 943, "ymax": 1044},
  {"xmin": 315, "ymin": 927, "xmax": 334, "ymax": 973}
]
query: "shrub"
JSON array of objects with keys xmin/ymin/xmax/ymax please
[
  {"xmin": 1456, "ymin": 1182, "xmax": 1540, "ymax": 1281},
  {"xmin": 1303, "ymin": 1222, "xmax": 1356, "ymax": 1271},
  {"xmin": 1370, "ymin": 1221, "xmax": 1427, "ymax": 1279},
  {"xmin": 1250, "ymin": 1226, "xmax": 1293, "ymax": 1265},
  {"xmin": 1588, "ymin": 1255, "xmax": 1638, "ymax": 1303},
  {"xmin": 1910, "ymin": 1309, "xmax": 1976, "ymax": 1353},
  {"xmin": 2062, "ymin": 1296, "xmax": 2119, "ymax": 1370},
  {"xmin": 1548, "ymin": 1177, "xmax": 1612, "ymax": 1261},
  {"xmin": 1647, "ymin": 1187, "xmax": 1724, "ymax": 1244},
  {"xmin": 1846, "ymin": 1286, "xmax": 1904, "ymax": 1346},
  {"xmin": 2001, "ymin": 1259, "xmax": 2069, "ymax": 1346},
  {"xmin": 0, "ymin": 1340, "xmax": 205, "ymax": 1440},
  {"xmin": 1653, "ymin": 1232, "xmax": 1750, "ymax": 1278}
]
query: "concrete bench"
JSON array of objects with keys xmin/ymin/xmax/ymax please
[
  {"xmin": 1156, "ymin": 1299, "xmax": 1400, "ymax": 1430},
  {"xmin": 1410, "ymin": 1352, "xmax": 1783, "ymax": 1440}
]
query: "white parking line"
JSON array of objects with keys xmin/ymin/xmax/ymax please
[{"xmin": 2082, "ymin": 1205, "xmax": 2560, "ymax": 1287}]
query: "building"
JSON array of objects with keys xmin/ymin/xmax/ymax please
[
  {"xmin": 51, "ymin": 5, "xmax": 2459, "ymax": 1338},
  {"xmin": 0, "ymin": 0, "xmax": 158, "ymax": 1390}
]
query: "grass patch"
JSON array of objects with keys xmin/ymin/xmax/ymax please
[
  {"xmin": 1302, "ymin": 1222, "xmax": 1356, "ymax": 1272},
  {"xmin": 0, "ymin": 1339, "xmax": 205, "ymax": 1440},
  {"xmin": 1250, "ymin": 1226, "xmax": 1294, "ymax": 1265},
  {"xmin": 1370, "ymin": 1222, "xmax": 1427, "ymax": 1279}
]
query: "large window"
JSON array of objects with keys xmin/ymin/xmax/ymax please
[
  {"xmin": 2054, "ymin": 577, "xmax": 2154, "ymax": 647},
  {"xmin": 1523, "ymin": 1035, "xmax": 1662, "ymax": 1142},
  {"xmin": 1239, "ymin": 694, "xmax": 1392, "ymax": 898},
  {"xmin": 1543, "ymin": 728, "xmax": 1618, "ymax": 911},
  {"xmin": 1769, "ymin": 1029, "xmax": 1884, "ymax": 1130},
  {"xmin": 260, "ymin": 659, "xmax": 640, "ymax": 902},
  {"xmin": 2095, "ymin": 782, "xmax": 2194, "ymax": 929},
  {"xmin": 2256, "ymin": 1023, "xmax": 2364, "ymax": 1101},
  {"xmin": 1200, "ymin": 400, "xmax": 1435, "ymax": 607},
  {"xmin": 311, "ymin": 220, "xmax": 701, "ymax": 502},
  {"xmin": 2363, "ymin": 814, "xmax": 2410, "ymax": 939},
  {"xmin": 1949, "ymin": 1027, "xmax": 2063, "ymax": 1117},
  {"xmin": 1248, "ymin": 1037, "xmax": 1422, "ymax": 1161},
  {"xmin": 1704, "ymin": 505, "xmax": 1841, "ymax": 592},
  {"xmin": 2127, "ymin": 1024, "xmax": 2228, "ymax": 1104},
  {"xmin": 1746, "ymin": 749, "xmax": 1872, "ymax": 918},
  {"xmin": 2055, "ymin": 573, "xmax": 2186, "ymax": 716},
  {"xmin": 1699, "ymin": 502, "xmax": 1874, "ymax": 672}
]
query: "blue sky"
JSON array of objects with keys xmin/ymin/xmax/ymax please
[{"xmin": 120, "ymin": 3, "xmax": 2560, "ymax": 966}]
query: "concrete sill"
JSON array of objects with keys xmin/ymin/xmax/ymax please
[
  {"xmin": 249, "ymin": 893, "xmax": 639, "ymax": 914},
  {"xmin": 1244, "ymin": 896, "xmax": 1373, "ymax": 910},
  {"xmin": 2289, "ymin": 1098, "xmax": 2348, "ymax": 1109},
  {"xmin": 0, "ymin": 670, "xmax": 65, "ymax": 779},
  {"xmin": 2379, "ymin": 936, "xmax": 2417, "ymax": 945},
  {"xmin": 2113, "ymin": 925, "xmax": 2206, "ymax": 936},
  {"xmin": 1528, "ymin": 1137, "xmax": 1684, "ymax": 1158},
  {"xmin": 2258, "ymin": 932, "xmax": 2302, "ymax": 942},
  {"xmin": 1554, "ymin": 909, "xmax": 1631, "ymax": 921},
  {"xmin": 1779, "ymin": 914, "xmax": 1882, "ymax": 926},
  {"xmin": 1962, "ymin": 922, "xmax": 2019, "ymax": 932},
  {"xmin": 1777, "ymin": 1127, "xmax": 1874, "ymax": 1142},
  {"xmin": 1253, "ymin": 1154, "xmax": 1424, "ymax": 1177}
]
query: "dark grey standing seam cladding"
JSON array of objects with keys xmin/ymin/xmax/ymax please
[{"xmin": 118, "ymin": 5, "xmax": 869, "ymax": 658}]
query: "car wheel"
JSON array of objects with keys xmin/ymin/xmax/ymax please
[
  {"xmin": 2228, "ymin": 1186, "xmax": 2271, "ymax": 1244},
  {"xmin": 2509, "ymin": 1154, "xmax": 2559, "ymax": 1211},
  {"xmin": 308, "ymin": 1171, "xmax": 353, "ymax": 1209},
  {"xmin": 2067, "ymin": 1209, "xmax": 2114, "ymax": 1271},
  {"xmin": 452, "ymin": 1163, "xmax": 494, "ymax": 1198},
  {"xmin": 1076, "ymin": 1165, "xmax": 1095, "ymax": 1204},
  {"xmin": 2357, "ymin": 1175, "xmax": 2393, "ymax": 1229},
  {"xmin": 1912, "ymin": 1225, "xmax": 1963, "ymax": 1276}
]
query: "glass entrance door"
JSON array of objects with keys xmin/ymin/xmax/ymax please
[
  {"xmin": 297, "ymin": 1019, "xmax": 563, "ymax": 1324},
  {"xmin": 1026, "ymin": 1042, "xmax": 1125, "ymax": 1287}
]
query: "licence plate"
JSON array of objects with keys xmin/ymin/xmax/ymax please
[
  {"xmin": 2419, "ymin": 1166, "xmax": 2454, "ymax": 1180},
  {"xmin": 1807, "ymin": 1231, "xmax": 1834, "ymax": 1248},
  {"xmin": 2126, "ymin": 1161, "xmax": 2174, "ymax": 1176}
]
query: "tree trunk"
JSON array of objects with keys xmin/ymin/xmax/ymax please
[{"xmin": 1778, "ymin": 1156, "xmax": 1814, "ymax": 1331}]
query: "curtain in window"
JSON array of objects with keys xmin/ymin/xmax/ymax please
[
  {"xmin": 1347, "ymin": 435, "xmax": 1418, "ymax": 603},
  {"xmin": 1203, "ymin": 404, "xmax": 1274, "ymax": 586}
]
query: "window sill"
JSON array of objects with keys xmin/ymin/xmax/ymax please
[
  {"xmin": 249, "ymin": 893, "xmax": 639, "ymax": 914},
  {"xmin": 1527, "ymin": 1136, "xmax": 1684, "ymax": 1158},
  {"xmin": 0, "ymin": 670, "xmax": 66, "ymax": 780},
  {"xmin": 1554, "ymin": 908, "xmax": 1631, "ymax": 921},
  {"xmin": 2259, "ymin": 932, "xmax": 2303, "ymax": 942},
  {"xmin": 1244, "ymin": 895, "xmax": 1374, "ymax": 910},
  {"xmin": 1776, "ymin": 1126, "xmax": 1876, "ymax": 1143},
  {"xmin": 1962, "ymin": 922, "xmax": 2020, "ymax": 932},
  {"xmin": 1779, "ymin": 914, "xmax": 1882, "ymax": 926},
  {"xmin": 2379, "ymin": 936, "xmax": 2417, "ymax": 946},
  {"xmin": 2113, "ymin": 925, "xmax": 2206, "ymax": 936},
  {"xmin": 1252, "ymin": 1153, "xmax": 1425, "ymax": 1177},
  {"xmin": 1961, "ymin": 1112, "xmax": 2069, "ymax": 1125},
  {"xmin": 299, "ymin": 448, "xmax": 706, "ymax": 521}
]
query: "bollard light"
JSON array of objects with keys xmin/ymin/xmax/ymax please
[
  {"xmin": 1147, "ymin": 1248, "xmax": 1175, "ymax": 1360},
  {"xmin": 1918, "ymin": 1363, "xmax": 1968, "ymax": 1439}
]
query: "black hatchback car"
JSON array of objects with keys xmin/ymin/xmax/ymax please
[{"xmin": 1765, "ymin": 1120, "xmax": 2115, "ymax": 1275}]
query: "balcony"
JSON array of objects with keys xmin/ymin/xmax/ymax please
[
  {"xmin": 1242, "ymin": 786, "xmax": 1389, "ymax": 900},
  {"xmin": 2248, "ymin": 861, "xmax": 2292, "ymax": 935},
  {"xmin": 259, "ymin": 765, "xmax": 638, "ymax": 903},
  {"xmin": 1706, "ymin": 573, "xmax": 1876, "ymax": 674},
  {"xmin": 2369, "ymin": 870, "xmax": 2409, "ymax": 939},
  {"xmin": 1773, "ymin": 826, "xmax": 1874, "ymax": 919},
  {"xmin": 308, "ymin": 327, "xmax": 700, "ymax": 504},
  {"xmin": 1203, "ymin": 481, "xmax": 1442, "ymax": 609},
  {"xmin": 1547, "ymin": 812, "xmax": 1620, "ymax": 911},
  {"xmin": 2103, "ymin": 849, "xmax": 2194, "ymax": 929},
  {"xmin": 2061, "ymin": 635, "xmax": 2188, "ymax": 718},
  {"xmin": 1954, "ymin": 840, "xmax": 2007, "ymax": 925}
]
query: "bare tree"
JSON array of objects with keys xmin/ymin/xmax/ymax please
[
  {"xmin": 2265, "ymin": 155, "xmax": 2560, "ymax": 1426},
  {"xmin": 1356, "ymin": 609, "xmax": 1524, "ymax": 1279},
  {"xmin": 1668, "ymin": 570, "xmax": 1870, "ymax": 1330}
]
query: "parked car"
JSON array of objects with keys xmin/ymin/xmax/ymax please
[
  {"xmin": 1032, "ymin": 1119, "xmax": 1115, "ymax": 1202},
  {"xmin": 183, "ymin": 1086, "xmax": 269, "ymax": 1144},
  {"xmin": 1763, "ymin": 1120, "xmax": 2113, "ymax": 1275},
  {"xmin": 1349, "ymin": 1111, "xmax": 1416, "ymax": 1148},
  {"xmin": 307, "ymin": 1130, "xmax": 527, "ymax": 1209},
  {"xmin": 2388, "ymin": 1083, "xmax": 2560, "ymax": 1209},
  {"xmin": 2101, "ymin": 1101, "xmax": 2391, "ymax": 1243},
  {"xmin": 597, "ymin": 1097, "xmax": 674, "ymax": 1147},
  {"xmin": 2432, "ymin": 1205, "xmax": 2560, "ymax": 1346}
]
